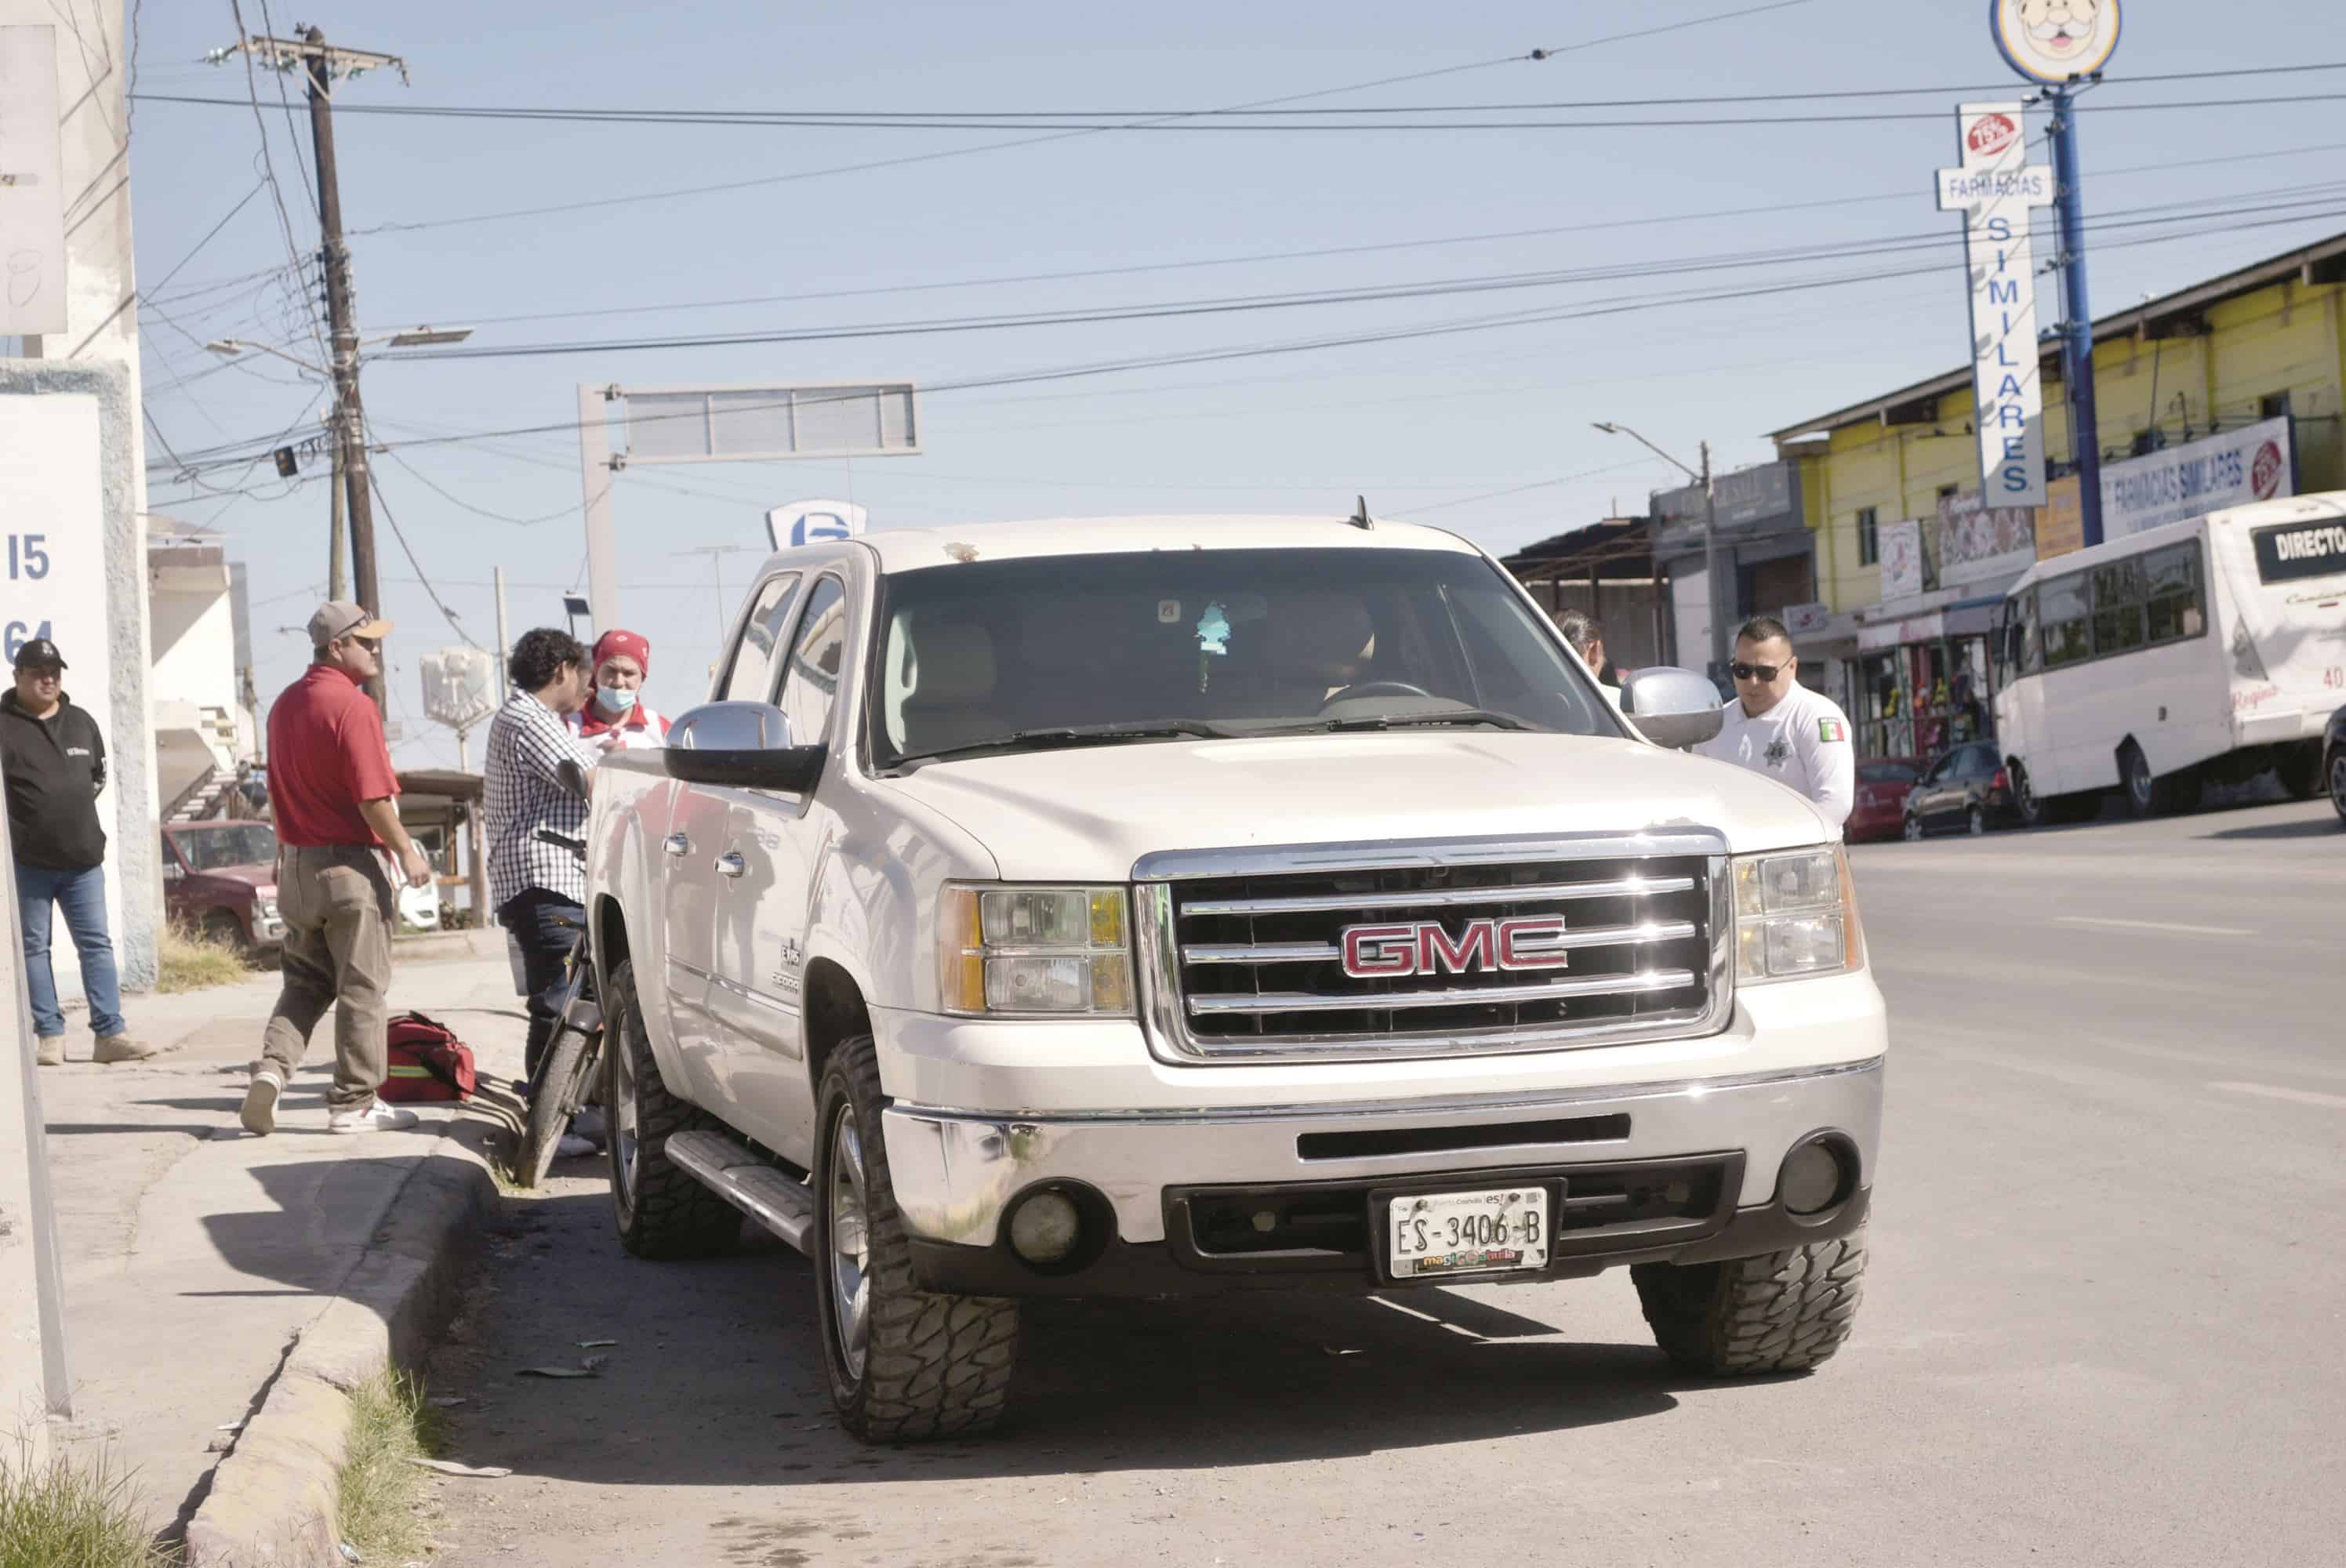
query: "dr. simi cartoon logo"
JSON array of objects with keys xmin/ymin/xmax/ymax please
[{"xmin": 1992, "ymin": 0, "xmax": 2122, "ymax": 83}]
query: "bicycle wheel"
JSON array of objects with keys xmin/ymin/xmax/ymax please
[{"xmin": 517, "ymin": 1024, "xmax": 595, "ymax": 1189}]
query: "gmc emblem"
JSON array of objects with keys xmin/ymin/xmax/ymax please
[{"xmin": 1339, "ymin": 916, "xmax": 1571, "ymax": 979}]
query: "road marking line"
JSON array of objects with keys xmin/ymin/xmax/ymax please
[
  {"xmin": 2055, "ymin": 916, "xmax": 2254, "ymax": 937},
  {"xmin": 2210, "ymin": 1080, "xmax": 2346, "ymax": 1111}
]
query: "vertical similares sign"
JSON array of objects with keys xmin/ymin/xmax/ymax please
[{"xmin": 1937, "ymin": 103, "xmax": 2054, "ymax": 507}]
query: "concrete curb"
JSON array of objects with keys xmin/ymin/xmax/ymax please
[{"xmin": 181, "ymin": 1118, "xmax": 499, "ymax": 1568}]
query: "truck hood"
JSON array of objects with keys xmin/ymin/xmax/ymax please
[
  {"xmin": 191, "ymin": 864, "xmax": 274, "ymax": 895},
  {"xmin": 881, "ymin": 732, "xmax": 1834, "ymax": 880}
]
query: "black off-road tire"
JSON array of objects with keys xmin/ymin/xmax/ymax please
[
  {"xmin": 814, "ymin": 1034, "xmax": 1020, "ymax": 1443},
  {"xmin": 2329, "ymin": 746, "xmax": 2346, "ymax": 825},
  {"xmin": 605, "ymin": 959, "xmax": 740, "ymax": 1260},
  {"xmin": 515, "ymin": 1024, "xmax": 590, "ymax": 1189},
  {"xmin": 1631, "ymin": 1229, "xmax": 1867, "ymax": 1376}
]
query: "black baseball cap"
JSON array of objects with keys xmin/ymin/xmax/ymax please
[{"xmin": 13, "ymin": 638, "xmax": 65, "ymax": 670}]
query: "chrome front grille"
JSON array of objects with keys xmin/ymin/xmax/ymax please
[{"xmin": 1134, "ymin": 832, "xmax": 1733, "ymax": 1063}]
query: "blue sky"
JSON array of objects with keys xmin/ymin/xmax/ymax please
[{"xmin": 127, "ymin": 1, "xmax": 2346, "ymax": 769}]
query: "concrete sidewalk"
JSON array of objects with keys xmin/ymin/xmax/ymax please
[{"xmin": 38, "ymin": 932, "xmax": 527, "ymax": 1548}]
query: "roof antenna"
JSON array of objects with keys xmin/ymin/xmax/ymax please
[{"xmin": 1349, "ymin": 495, "xmax": 1374, "ymax": 531}]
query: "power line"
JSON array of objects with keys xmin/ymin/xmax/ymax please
[
  {"xmin": 429, "ymin": 136, "xmax": 2346, "ymax": 332},
  {"xmin": 223, "ymin": 0, "xmax": 330, "ymax": 368},
  {"xmin": 361, "ymin": 421, "xmax": 481, "ymax": 646},
  {"xmin": 129, "ymin": 87, "xmax": 2346, "ymax": 132},
  {"xmin": 160, "ymin": 207, "xmax": 2346, "ymax": 479},
  {"xmin": 371, "ymin": 187, "xmax": 2346, "ymax": 365}
]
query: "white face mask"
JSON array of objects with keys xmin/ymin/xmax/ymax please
[{"xmin": 598, "ymin": 684, "xmax": 637, "ymax": 713}]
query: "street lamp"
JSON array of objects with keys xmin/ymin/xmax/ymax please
[
  {"xmin": 1593, "ymin": 421, "xmax": 1726, "ymax": 681},
  {"xmin": 207, "ymin": 325, "xmax": 473, "ymax": 365},
  {"xmin": 562, "ymin": 593, "xmax": 590, "ymax": 640}
]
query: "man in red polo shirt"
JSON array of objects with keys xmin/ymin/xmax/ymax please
[{"xmin": 242, "ymin": 601, "xmax": 435, "ymax": 1138}]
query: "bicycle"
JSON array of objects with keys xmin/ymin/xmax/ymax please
[{"xmin": 514, "ymin": 825, "xmax": 605, "ymax": 1189}]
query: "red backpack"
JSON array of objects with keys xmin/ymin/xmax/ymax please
[{"xmin": 380, "ymin": 1011, "xmax": 479, "ymax": 1103}]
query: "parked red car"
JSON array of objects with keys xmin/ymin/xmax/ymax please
[
  {"xmin": 1845, "ymin": 757, "xmax": 1923, "ymax": 843},
  {"xmin": 161, "ymin": 821, "xmax": 284, "ymax": 952}
]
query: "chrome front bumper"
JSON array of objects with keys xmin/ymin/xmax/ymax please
[{"xmin": 881, "ymin": 1054, "xmax": 1883, "ymax": 1253}]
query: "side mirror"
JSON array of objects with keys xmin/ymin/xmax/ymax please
[
  {"xmin": 556, "ymin": 758, "xmax": 591, "ymax": 800},
  {"xmin": 663, "ymin": 702, "xmax": 826, "ymax": 793},
  {"xmin": 161, "ymin": 862, "xmax": 186, "ymax": 883},
  {"xmin": 1621, "ymin": 666, "xmax": 1725, "ymax": 751}
]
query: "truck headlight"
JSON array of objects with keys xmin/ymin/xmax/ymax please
[
  {"xmin": 1731, "ymin": 846, "xmax": 1865, "ymax": 983},
  {"xmin": 252, "ymin": 891, "xmax": 278, "ymax": 923},
  {"xmin": 939, "ymin": 885, "xmax": 1134, "ymax": 1016}
]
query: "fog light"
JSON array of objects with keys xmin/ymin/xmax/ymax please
[
  {"xmin": 1781, "ymin": 1142, "xmax": 1847, "ymax": 1216},
  {"xmin": 1008, "ymin": 1190, "xmax": 1083, "ymax": 1265}
]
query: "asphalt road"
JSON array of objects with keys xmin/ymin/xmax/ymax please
[{"xmin": 426, "ymin": 796, "xmax": 2346, "ymax": 1568}]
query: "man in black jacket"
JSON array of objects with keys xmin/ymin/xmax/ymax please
[{"xmin": 0, "ymin": 639, "xmax": 162, "ymax": 1065}]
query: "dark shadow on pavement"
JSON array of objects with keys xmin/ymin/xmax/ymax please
[
  {"xmin": 2199, "ymin": 818, "xmax": 2343, "ymax": 840},
  {"xmin": 419, "ymin": 1190, "xmax": 1785, "ymax": 1490}
]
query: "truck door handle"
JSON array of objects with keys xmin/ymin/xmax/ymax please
[
  {"xmin": 715, "ymin": 851, "xmax": 747, "ymax": 879},
  {"xmin": 663, "ymin": 833, "xmax": 689, "ymax": 857}
]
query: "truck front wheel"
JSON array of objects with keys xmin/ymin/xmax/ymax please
[
  {"xmin": 1631, "ymin": 1230, "xmax": 1866, "ymax": 1376},
  {"xmin": 814, "ymin": 1034, "xmax": 1020, "ymax": 1443},
  {"xmin": 605, "ymin": 959, "xmax": 741, "ymax": 1260}
]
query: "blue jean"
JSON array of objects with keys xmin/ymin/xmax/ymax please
[
  {"xmin": 499, "ymin": 889, "xmax": 583, "ymax": 1085},
  {"xmin": 17, "ymin": 862, "xmax": 125, "ymax": 1039}
]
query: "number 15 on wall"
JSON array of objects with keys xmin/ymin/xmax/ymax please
[{"xmin": 6, "ymin": 534, "xmax": 49, "ymax": 579}]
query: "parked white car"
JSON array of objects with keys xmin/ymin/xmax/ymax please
[{"xmin": 583, "ymin": 515, "xmax": 1886, "ymax": 1440}]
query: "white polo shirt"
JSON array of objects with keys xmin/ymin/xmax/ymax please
[{"xmin": 1696, "ymin": 681, "xmax": 1857, "ymax": 833}]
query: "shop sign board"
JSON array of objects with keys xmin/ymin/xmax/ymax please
[
  {"xmin": 1782, "ymin": 601, "xmax": 1831, "ymax": 637},
  {"xmin": 1652, "ymin": 462, "xmax": 1794, "ymax": 550},
  {"xmin": 2037, "ymin": 474, "xmax": 2086, "ymax": 561},
  {"xmin": 1937, "ymin": 103, "xmax": 2056, "ymax": 508},
  {"xmin": 1992, "ymin": 0, "xmax": 2123, "ymax": 85},
  {"xmin": 1879, "ymin": 519, "xmax": 1928, "ymax": 603},
  {"xmin": 1858, "ymin": 611, "xmax": 1945, "ymax": 655},
  {"xmin": 1937, "ymin": 489, "xmax": 2038, "ymax": 586},
  {"xmin": 2100, "ymin": 416, "xmax": 2295, "ymax": 539}
]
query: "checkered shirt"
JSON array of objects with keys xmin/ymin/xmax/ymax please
[{"xmin": 485, "ymin": 690, "xmax": 600, "ymax": 909}]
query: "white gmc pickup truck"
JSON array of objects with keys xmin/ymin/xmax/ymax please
[{"xmin": 583, "ymin": 515, "xmax": 1885, "ymax": 1442}]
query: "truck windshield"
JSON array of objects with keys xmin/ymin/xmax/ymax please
[
  {"xmin": 871, "ymin": 546, "xmax": 1618, "ymax": 768},
  {"xmin": 172, "ymin": 823, "xmax": 278, "ymax": 872}
]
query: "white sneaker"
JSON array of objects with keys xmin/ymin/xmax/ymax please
[
  {"xmin": 241, "ymin": 1069, "xmax": 284, "ymax": 1136},
  {"xmin": 329, "ymin": 1098, "xmax": 420, "ymax": 1134},
  {"xmin": 570, "ymin": 1106, "xmax": 607, "ymax": 1143},
  {"xmin": 554, "ymin": 1133, "xmax": 596, "ymax": 1160}
]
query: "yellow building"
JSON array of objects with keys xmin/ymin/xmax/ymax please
[{"xmin": 1767, "ymin": 230, "xmax": 2346, "ymax": 755}]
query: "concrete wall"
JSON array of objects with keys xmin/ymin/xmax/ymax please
[
  {"xmin": 0, "ymin": 363, "xmax": 158, "ymax": 993},
  {"xmin": 150, "ymin": 571, "xmax": 238, "ymax": 719}
]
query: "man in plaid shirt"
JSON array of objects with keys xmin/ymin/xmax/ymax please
[{"xmin": 484, "ymin": 629, "xmax": 599, "ymax": 1098}]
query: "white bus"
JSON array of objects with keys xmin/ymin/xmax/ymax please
[{"xmin": 1991, "ymin": 491, "xmax": 2346, "ymax": 823}]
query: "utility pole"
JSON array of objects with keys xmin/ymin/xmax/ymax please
[
  {"xmin": 223, "ymin": 29, "xmax": 408, "ymax": 710},
  {"xmin": 1699, "ymin": 440, "xmax": 1727, "ymax": 678},
  {"xmin": 329, "ymin": 438, "xmax": 347, "ymax": 601},
  {"xmin": 2047, "ymin": 85, "xmax": 2105, "ymax": 548},
  {"xmin": 492, "ymin": 565, "xmax": 511, "ymax": 695}
]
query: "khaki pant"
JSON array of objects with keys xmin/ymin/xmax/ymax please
[{"xmin": 261, "ymin": 845, "xmax": 396, "ymax": 1109}]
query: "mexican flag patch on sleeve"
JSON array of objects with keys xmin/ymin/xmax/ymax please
[{"xmin": 1818, "ymin": 717, "xmax": 1847, "ymax": 743}]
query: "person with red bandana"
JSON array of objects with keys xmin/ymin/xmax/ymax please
[{"xmin": 567, "ymin": 629, "xmax": 671, "ymax": 757}]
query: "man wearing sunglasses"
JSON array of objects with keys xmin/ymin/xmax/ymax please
[
  {"xmin": 242, "ymin": 601, "xmax": 436, "ymax": 1137},
  {"xmin": 1695, "ymin": 615, "xmax": 1856, "ymax": 834}
]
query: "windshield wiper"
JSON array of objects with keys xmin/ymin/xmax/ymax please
[
  {"xmin": 1277, "ymin": 708, "xmax": 1533, "ymax": 735},
  {"xmin": 894, "ymin": 719, "xmax": 1232, "ymax": 770}
]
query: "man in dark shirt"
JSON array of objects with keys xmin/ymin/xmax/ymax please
[
  {"xmin": 0, "ymin": 638, "xmax": 161, "ymax": 1065},
  {"xmin": 242, "ymin": 602, "xmax": 434, "ymax": 1137}
]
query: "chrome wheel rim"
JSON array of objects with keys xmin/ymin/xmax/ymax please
[
  {"xmin": 2127, "ymin": 756, "xmax": 2152, "ymax": 808},
  {"xmin": 827, "ymin": 1107, "xmax": 871, "ymax": 1381},
  {"xmin": 611, "ymin": 1027, "xmax": 640, "ymax": 1211},
  {"xmin": 1969, "ymin": 808, "xmax": 1985, "ymax": 836},
  {"xmin": 1902, "ymin": 815, "xmax": 1922, "ymax": 840}
]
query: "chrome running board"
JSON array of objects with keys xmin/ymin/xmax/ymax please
[{"xmin": 665, "ymin": 1129, "xmax": 815, "ymax": 1254}]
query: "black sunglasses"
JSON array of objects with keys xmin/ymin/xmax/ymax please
[
  {"xmin": 354, "ymin": 635, "xmax": 382, "ymax": 654},
  {"xmin": 1729, "ymin": 660, "xmax": 1784, "ymax": 682}
]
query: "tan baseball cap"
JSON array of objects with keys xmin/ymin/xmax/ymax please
[{"xmin": 307, "ymin": 600, "xmax": 394, "ymax": 646}]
